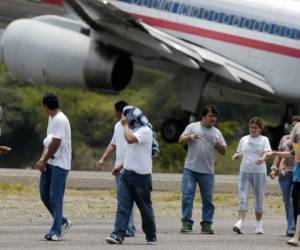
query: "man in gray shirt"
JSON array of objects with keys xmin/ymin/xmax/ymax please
[{"xmin": 179, "ymin": 105, "xmax": 226, "ymax": 234}]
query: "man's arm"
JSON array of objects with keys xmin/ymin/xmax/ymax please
[
  {"xmin": 215, "ymin": 140, "xmax": 226, "ymax": 155},
  {"xmin": 121, "ymin": 116, "xmax": 138, "ymax": 144},
  {"xmin": 35, "ymin": 138, "xmax": 61, "ymax": 171},
  {"xmin": 96, "ymin": 144, "xmax": 116, "ymax": 170},
  {"xmin": 0, "ymin": 146, "xmax": 11, "ymax": 154},
  {"xmin": 178, "ymin": 134, "xmax": 200, "ymax": 145}
]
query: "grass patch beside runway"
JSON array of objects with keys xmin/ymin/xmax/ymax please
[{"xmin": 0, "ymin": 183, "xmax": 284, "ymax": 222}]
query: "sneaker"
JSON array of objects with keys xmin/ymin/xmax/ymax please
[
  {"xmin": 105, "ymin": 234, "xmax": 123, "ymax": 244},
  {"xmin": 233, "ymin": 220, "xmax": 244, "ymax": 234},
  {"xmin": 201, "ymin": 221, "xmax": 214, "ymax": 234},
  {"xmin": 255, "ymin": 221, "xmax": 264, "ymax": 234},
  {"xmin": 146, "ymin": 237, "xmax": 157, "ymax": 245},
  {"xmin": 125, "ymin": 228, "xmax": 135, "ymax": 237},
  {"xmin": 44, "ymin": 233, "xmax": 51, "ymax": 240},
  {"xmin": 180, "ymin": 220, "xmax": 193, "ymax": 233},
  {"xmin": 47, "ymin": 234, "xmax": 62, "ymax": 241},
  {"xmin": 61, "ymin": 219, "xmax": 72, "ymax": 236}
]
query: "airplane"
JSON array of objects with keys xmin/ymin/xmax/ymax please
[{"xmin": 1, "ymin": 0, "xmax": 300, "ymax": 146}]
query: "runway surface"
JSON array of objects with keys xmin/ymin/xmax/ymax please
[{"xmin": 0, "ymin": 216, "xmax": 292, "ymax": 250}]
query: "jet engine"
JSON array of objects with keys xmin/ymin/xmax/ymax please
[{"xmin": 0, "ymin": 18, "xmax": 133, "ymax": 91}]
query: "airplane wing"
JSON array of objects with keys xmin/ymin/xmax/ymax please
[{"xmin": 65, "ymin": 0, "xmax": 274, "ymax": 94}]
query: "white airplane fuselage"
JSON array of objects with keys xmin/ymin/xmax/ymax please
[{"xmin": 111, "ymin": 0, "xmax": 300, "ymax": 102}]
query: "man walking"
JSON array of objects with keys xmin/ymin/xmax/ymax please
[
  {"xmin": 105, "ymin": 106, "xmax": 158, "ymax": 245},
  {"xmin": 35, "ymin": 93, "xmax": 72, "ymax": 241},
  {"xmin": 179, "ymin": 105, "xmax": 226, "ymax": 234},
  {"xmin": 96, "ymin": 100, "xmax": 136, "ymax": 237}
]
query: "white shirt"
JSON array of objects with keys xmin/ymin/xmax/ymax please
[
  {"xmin": 124, "ymin": 126, "xmax": 153, "ymax": 175},
  {"xmin": 45, "ymin": 111, "xmax": 72, "ymax": 170},
  {"xmin": 237, "ymin": 135, "xmax": 271, "ymax": 173},
  {"xmin": 110, "ymin": 121, "xmax": 127, "ymax": 166}
]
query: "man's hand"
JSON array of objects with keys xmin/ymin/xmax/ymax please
[
  {"xmin": 190, "ymin": 134, "xmax": 201, "ymax": 140},
  {"xmin": 121, "ymin": 115, "xmax": 128, "ymax": 126},
  {"xmin": 96, "ymin": 159, "xmax": 104, "ymax": 170},
  {"xmin": 215, "ymin": 140, "xmax": 226, "ymax": 155},
  {"xmin": 270, "ymin": 169, "xmax": 277, "ymax": 180},
  {"xmin": 112, "ymin": 165, "xmax": 123, "ymax": 176},
  {"xmin": 0, "ymin": 146, "xmax": 11, "ymax": 154},
  {"xmin": 232, "ymin": 153, "xmax": 241, "ymax": 160},
  {"xmin": 35, "ymin": 159, "xmax": 46, "ymax": 172}
]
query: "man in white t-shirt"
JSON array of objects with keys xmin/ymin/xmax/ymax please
[
  {"xmin": 179, "ymin": 105, "xmax": 226, "ymax": 234},
  {"xmin": 106, "ymin": 106, "xmax": 157, "ymax": 245},
  {"xmin": 96, "ymin": 100, "xmax": 136, "ymax": 237},
  {"xmin": 35, "ymin": 93, "xmax": 72, "ymax": 241}
]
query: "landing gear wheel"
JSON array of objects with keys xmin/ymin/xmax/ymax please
[{"xmin": 161, "ymin": 119, "xmax": 187, "ymax": 143}]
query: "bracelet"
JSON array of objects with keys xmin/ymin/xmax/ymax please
[{"xmin": 270, "ymin": 165, "xmax": 278, "ymax": 171}]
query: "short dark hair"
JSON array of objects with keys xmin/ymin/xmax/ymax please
[
  {"xmin": 292, "ymin": 115, "xmax": 300, "ymax": 123},
  {"xmin": 114, "ymin": 100, "xmax": 128, "ymax": 113},
  {"xmin": 201, "ymin": 105, "xmax": 219, "ymax": 117},
  {"xmin": 249, "ymin": 117, "xmax": 264, "ymax": 129},
  {"xmin": 42, "ymin": 93, "xmax": 59, "ymax": 110}
]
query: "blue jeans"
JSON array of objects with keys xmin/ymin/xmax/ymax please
[
  {"xmin": 39, "ymin": 164, "xmax": 69, "ymax": 236},
  {"xmin": 112, "ymin": 170, "xmax": 156, "ymax": 241},
  {"xmin": 116, "ymin": 174, "xmax": 136, "ymax": 235},
  {"xmin": 181, "ymin": 168, "xmax": 215, "ymax": 224},
  {"xmin": 279, "ymin": 171, "xmax": 295, "ymax": 234}
]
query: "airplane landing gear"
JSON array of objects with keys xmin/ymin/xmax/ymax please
[{"xmin": 160, "ymin": 119, "xmax": 188, "ymax": 143}]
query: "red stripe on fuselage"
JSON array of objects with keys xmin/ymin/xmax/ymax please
[
  {"xmin": 132, "ymin": 14, "xmax": 300, "ymax": 59},
  {"xmin": 42, "ymin": 0, "xmax": 63, "ymax": 5}
]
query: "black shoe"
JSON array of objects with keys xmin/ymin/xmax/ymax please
[
  {"xmin": 146, "ymin": 237, "xmax": 157, "ymax": 245},
  {"xmin": 105, "ymin": 234, "xmax": 123, "ymax": 244}
]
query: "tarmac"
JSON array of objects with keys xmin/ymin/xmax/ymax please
[
  {"xmin": 0, "ymin": 168, "xmax": 281, "ymax": 194},
  {"xmin": 0, "ymin": 217, "xmax": 292, "ymax": 250}
]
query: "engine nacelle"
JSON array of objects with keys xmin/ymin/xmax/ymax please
[{"xmin": 0, "ymin": 18, "xmax": 133, "ymax": 91}]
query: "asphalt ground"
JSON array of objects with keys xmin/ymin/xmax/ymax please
[{"xmin": 0, "ymin": 216, "xmax": 292, "ymax": 250}]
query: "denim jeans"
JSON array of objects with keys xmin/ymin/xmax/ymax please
[
  {"xmin": 279, "ymin": 171, "xmax": 295, "ymax": 234},
  {"xmin": 39, "ymin": 164, "xmax": 69, "ymax": 236},
  {"xmin": 181, "ymin": 168, "xmax": 215, "ymax": 224},
  {"xmin": 116, "ymin": 174, "xmax": 136, "ymax": 235},
  {"xmin": 112, "ymin": 169, "xmax": 156, "ymax": 241}
]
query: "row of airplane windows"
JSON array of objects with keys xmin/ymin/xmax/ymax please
[{"xmin": 124, "ymin": 0, "xmax": 300, "ymax": 40}]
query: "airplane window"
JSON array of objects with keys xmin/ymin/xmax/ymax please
[
  {"xmin": 161, "ymin": 1, "xmax": 172, "ymax": 11},
  {"xmin": 252, "ymin": 20, "xmax": 261, "ymax": 31},
  {"xmin": 243, "ymin": 18, "xmax": 251, "ymax": 29},
  {"xmin": 152, "ymin": 0, "xmax": 161, "ymax": 9},
  {"xmin": 202, "ymin": 10, "xmax": 211, "ymax": 20},
  {"xmin": 274, "ymin": 25, "xmax": 282, "ymax": 35},
  {"xmin": 295, "ymin": 30, "xmax": 300, "ymax": 40},
  {"xmin": 212, "ymin": 12, "xmax": 220, "ymax": 22},
  {"xmin": 283, "ymin": 27, "xmax": 291, "ymax": 38},
  {"xmin": 191, "ymin": 6, "xmax": 199, "ymax": 17},
  {"xmin": 143, "ymin": 0, "xmax": 151, "ymax": 7},
  {"xmin": 222, "ymin": 13, "xmax": 230, "ymax": 24},
  {"xmin": 179, "ymin": 4, "xmax": 191, "ymax": 16},
  {"xmin": 232, "ymin": 16, "xmax": 241, "ymax": 27},
  {"xmin": 263, "ymin": 23, "xmax": 271, "ymax": 33}
]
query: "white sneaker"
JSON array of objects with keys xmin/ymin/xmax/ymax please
[
  {"xmin": 255, "ymin": 221, "xmax": 264, "ymax": 234},
  {"xmin": 233, "ymin": 220, "xmax": 244, "ymax": 234},
  {"xmin": 61, "ymin": 219, "xmax": 72, "ymax": 236}
]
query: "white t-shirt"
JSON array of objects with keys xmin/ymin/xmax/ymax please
[
  {"xmin": 45, "ymin": 111, "xmax": 72, "ymax": 170},
  {"xmin": 110, "ymin": 121, "xmax": 127, "ymax": 166},
  {"xmin": 181, "ymin": 122, "xmax": 227, "ymax": 174},
  {"xmin": 237, "ymin": 135, "xmax": 271, "ymax": 173},
  {"xmin": 124, "ymin": 126, "xmax": 153, "ymax": 175}
]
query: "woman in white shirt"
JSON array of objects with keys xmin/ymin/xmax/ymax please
[{"xmin": 232, "ymin": 117, "xmax": 271, "ymax": 235}]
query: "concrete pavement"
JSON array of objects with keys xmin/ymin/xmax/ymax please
[
  {"xmin": 0, "ymin": 217, "xmax": 291, "ymax": 250},
  {"xmin": 0, "ymin": 168, "xmax": 281, "ymax": 194}
]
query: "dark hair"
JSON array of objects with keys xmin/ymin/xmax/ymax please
[
  {"xmin": 249, "ymin": 117, "xmax": 264, "ymax": 129},
  {"xmin": 42, "ymin": 93, "xmax": 59, "ymax": 110},
  {"xmin": 201, "ymin": 105, "xmax": 219, "ymax": 117},
  {"xmin": 114, "ymin": 100, "xmax": 128, "ymax": 113},
  {"xmin": 292, "ymin": 115, "xmax": 300, "ymax": 123}
]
